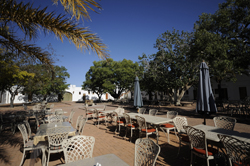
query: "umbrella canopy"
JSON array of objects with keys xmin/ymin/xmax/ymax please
[
  {"xmin": 134, "ymin": 76, "xmax": 143, "ymax": 108},
  {"xmin": 196, "ymin": 62, "xmax": 217, "ymax": 125}
]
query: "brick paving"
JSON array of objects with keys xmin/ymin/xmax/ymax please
[{"xmin": 0, "ymin": 101, "xmax": 249, "ymax": 166}]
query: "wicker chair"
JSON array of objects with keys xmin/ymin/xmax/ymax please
[
  {"xmin": 124, "ymin": 113, "xmax": 138, "ymax": 142},
  {"xmin": 149, "ymin": 109, "xmax": 158, "ymax": 116},
  {"xmin": 213, "ymin": 116, "xmax": 236, "ymax": 130},
  {"xmin": 76, "ymin": 118, "xmax": 87, "ymax": 135},
  {"xmin": 135, "ymin": 115, "xmax": 158, "ymax": 143},
  {"xmin": 138, "ymin": 108, "xmax": 146, "ymax": 114},
  {"xmin": 184, "ymin": 126, "xmax": 218, "ymax": 166},
  {"xmin": 134, "ymin": 138, "xmax": 160, "ymax": 166},
  {"xmin": 47, "ymin": 114, "xmax": 63, "ymax": 123},
  {"xmin": 113, "ymin": 111, "xmax": 125, "ymax": 135},
  {"xmin": 62, "ymin": 135, "xmax": 95, "ymax": 164},
  {"xmin": 160, "ymin": 111, "xmax": 178, "ymax": 143},
  {"xmin": 46, "ymin": 126, "xmax": 71, "ymax": 166},
  {"xmin": 218, "ymin": 134, "xmax": 250, "ymax": 166},
  {"xmin": 18, "ymin": 124, "xmax": 46, "ymax": 166},
  {"xmin": 173, "ymin": 117, "xmax": 189, "ymax": 156}
]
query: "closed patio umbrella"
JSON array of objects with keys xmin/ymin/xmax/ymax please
[
  {"xmin": 196, "ymin": 62, "xmax": 217, "ymax": 125},
  {"xmin": 134, "ymin": 76, "xmax": 143, "ymax": 108}
]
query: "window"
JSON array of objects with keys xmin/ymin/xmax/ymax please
[
  {"xmin": 79, "ymin": 92, "xmax": 81, "ymax": 95},
  {"xmin": 239, "ymin": 87, "xmax": 247, "ymax": 100},
  {"xmin": 88, "ymin": 90, "xmax": 90, "ymax": 95}
]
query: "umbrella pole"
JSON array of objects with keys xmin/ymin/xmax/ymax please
[{"xmin": 203, "ymin": 114, "xmax": 206, "ymax": 125}]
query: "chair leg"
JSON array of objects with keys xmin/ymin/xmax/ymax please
[
  {"xmin": 47, "ymin": 151, "xmax": 50, "ymax": 166},
  {"xmin": 190, "ymin": 152, "xmax": 193, "ymax": 166},
  {"xmin": 19, "ymin": 150, "xmax": 26, "ymax": 166}
]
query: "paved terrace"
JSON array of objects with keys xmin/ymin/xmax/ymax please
[{"xmin": 0, "ymin": 101, "xmax": 249, "ymax": 166}]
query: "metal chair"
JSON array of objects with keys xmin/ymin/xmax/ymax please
[
  {"xmin": 218, "ymin": 134, "xmax": 250, "ymax": 166},
  {"xmin": 213, "ymin": 116, "xmax": 236, "ymax": 130},
  {"xmin": 134, "ymin": 138, "xmax": 160, "ymax": 166},
  {"xmin": 93, "ymin": 109, "xmax": 107, "ymax": 128},
  {"xmin": 18, "ymin": 124, "xmax": 46, "ymax": 166},
  {"xmin": 135, "ymin": 115, "xmax": 158, "ymax": 143},
  {"xmin": 149, "ymin": 109, "xmax": 158, "ymax": 116},
  {"xmin": 62, "ymin": 135, "xmax": 95, "ymax": 164},
  {"xmin": 68, "ymin": 109, "xmax": 75, "ymax": 124},
  {"xmin": 47, "ymin": 114, "xmax": 63, "ymax": 123},
  {"xmin": 75, "ymin": 115, "xmax": 83, "ymax": 132},
  {"xmin": 124, "ymin": 113, "xmax": 138, "ymax": 142},
  {"xmin": 46, "ymin": 126, "xmax": 71, "ymax": 166},
  {"xmin": 138, "ymin": 108, "xmax": 146, "ymax": 114},
  {"xmin": 160, "ymin": 111, "xmax": 178, "ymax": 143},
  {"xmin": 55, "ymin": 109, "xmax": 64, "ymax": 115},
  {"xmin": 113, "ymin": 111, "xmax": 125, "ymax": 135},
  {"xmin": 184, "ymin": 126, "xmax": 218, "ymax": 166},
  {"xmin": 173, "ymin": 116, "xmax": 189, "ymax": 156},
  {"xmin": 76, "ymin": 118, "xmax": 87, "ymax": 135}
]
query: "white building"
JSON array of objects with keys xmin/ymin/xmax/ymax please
[{"xmin": 0, "ymin": 84, "xmax": 114, "ymax": 104}]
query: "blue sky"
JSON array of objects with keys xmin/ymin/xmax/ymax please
[{"xmin": 28, "ymin": 0, "xmax": 226, "ymax": 87}]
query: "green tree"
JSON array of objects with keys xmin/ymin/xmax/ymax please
[
  {"xmin": 0, "ymin": 0, "xmax": 109, "ymax": 67},
  {"xmin": 140, "ymin": 29, "xmax": 199, "ymax": 105},
  {"xmin": 22, "ymin": 64, "xmax": 70, "ymax": 102},
  {"xmin": 190, "ymin": 0, "xmax": 250, "ymax": 100}
]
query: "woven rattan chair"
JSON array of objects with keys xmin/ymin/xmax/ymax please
[
  {"xmin": 76, "ymin": 118, "xmax": 87, "ymax": 135},
  {"xmin": 47, "ymin": 114, "xmax": 63, "ymax": 123},
  {"xmin": 138, "ymin": 108, "xmax": 146, "ymax": 114},
  {"xmin": 136, "ymin": 115, "xmax": 159, "ymax": 142},
  {"xmin": 124, "ymin": 113, "xmax": 138, "ymax": 142},
  {"xmin": 134, "ymin": 138, "xmax": 161, "ymax": 166},
  {"xmin": 18, "ymin": 124, "xmax": 46, "ymax": 166},
  {"xmin": 113, "ymin": 111, "xmax": 125, "ymax": 135},
  {"xmin": 62, "ymin": 135, "xmax": 95, "ymax": 164},
  {"xmin": 160, "ymin": 111, "xmax": 178, "ymax": 143},
  {"xmin": 173, "ymin": 117, "xmax": 189, "ymax": 156},
  {"xmin": 213, "ymin": 116, "xmax": 236, "ymax": 130},
  {"xmin": 184, "ymin": 126, "xmax": 218, "ymax": 166},
  {"xmin": 46, "ymin": 126, "xmax": 71, "ymax": 166},
  {"xmin": 218, "ymin": 134, "xmax": 250, "ymax": 166},
  {"xmin": 149, "ymin": 109, "xmax": 158, "ymax": 116}
]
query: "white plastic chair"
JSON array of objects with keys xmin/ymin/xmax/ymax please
[
  {"xmin": 18, "ymin": 124, "xmax": 46, "ymax": 166},
  {"xmin": 47, "ymin": 115, "xmax": 63, "ymax": 123},
  {"xmin": 55, "ymin": 109, "xmax": 64, "ymax": 115},
  {"xmin": 138, "ymin": 108, "xmax": 146, "ymax": 114},
  {"xmin": 124, "ymin": 113, "xmax": 138, "ymax": 142},
  {"xmin": 75, "ymin": 115, "xmax": 83, "ymax": 132},
  {"xmin": 149, "ymin": 109, "xmax": 158, "ymax": 116},
  {"xmin": 68, "ymin": 109, "xmax": 75, "ymax": 124},
  {"xmin": 113, "ymin": 111, "xmax": 125, "ymax": 135},
  {"xmin": 76, "ymin": 118, "xmax": 87, "ymax": 135},
  {"xmin": 46, "ymin": 126, "xmax": 71, "ymax": 166},
  {"xmin": 134, "ymin": 138, "xmax": 160, "ymax": 166},
  {"xmin": 213, "ymin": 116, "xmax": 236, "ymax": 130},
  {"xmin": 62, "ymin": 135, "xmax": 95, "ymax": 164},
  {"xmin": 160, "ymin": 111, "xmax": 178, "ymax": 143},
  {"xmin": 93, "ymin": 109, "xmax": 107, "ymax": 128}
]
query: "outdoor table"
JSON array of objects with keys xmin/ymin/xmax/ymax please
[
  {"xmin": 60, "ymin": 154, "xmax": 129, "ymax": 166},
  {"xmin": 127, "ymin": 113, "xmax": 173, "ymax": 125},
  {"xmin": 193, "ymin": 124, "xmax": 250, "ymax": 143},
  {"xmin": 44, "ymin": 115, "xmax": 69, "ymax": 123},
  {"xmin": 33, "ymin": 122, "xmax": 75, "ymax": 145}
]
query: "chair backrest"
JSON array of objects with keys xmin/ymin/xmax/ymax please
[
  {"xmin": 135, "ymin": 115, "xmax": 146, "ymax": 131},
  {"xmin": 47, "ymin": 126, "xmax": 71, "ymax": 147},
  {"xmin": 138, "ymin": 108, "xmax": 146, "ymax": 114},
  {"xmin": 218, "ymin": 134, "xmax": 250, "ymax": 166},
  {"xmin": 78, "ymin": 118, "xmax": 87, "ymax": 135},
  {"xmin": 134, "ymin": 138, "xmax": 161, "ymax": 166},
  {"xmin": 76, "ymin": 115, "xmax": 83, "ymax": 130},
  {"xmin": 167, "ymin": 111, "xmax": 178, "ymax": 119},
  {"xmin": 114, "ymin": 107, "xmax": 125, "ymax": 115},
  {"xmin": 62, "ymin": 135, "xmax": 95, "ymax": 164},
  {"xmin": 149, "ymin": 109, "xmax": 158, "ymax": 116},
  {"xmin": 48, "ymin": 115, "xmax": 63, "ymax": 123},
  {"xmin": 213, "ymin": 116, "xmax": 236, "ymax": 130},
  {"xmin": 23, "ymin": 104, "xmax": 27, "ymax": 111},
  {"xmin": 68, "ymin": 109, "xmax": 75, "ymax": 123},
  {"xmin": 24, "ymin": 120, "xmax": 32, "ymax": 139},
  {"xmin": 55, "ymin": 109, "xmax": 64, "ymax": 115},
  {"xmin": 18, "ymin": 124, "xmax": 29, "ymax": 146},
  {"xmin": 124, "ymin": 113, "xmax": 132, "ymax": 125},
  {"xmin": 173, "ymin": 117, "xmax": 188, "ymax": 133},
  {"xmin": 184, "ymin": 126, "xmax": 207, "ymax": 155}
]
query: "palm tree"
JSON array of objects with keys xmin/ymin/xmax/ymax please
[{"xmin": 0, "ymin": 0, "xmax": 109, "ymax": 66}]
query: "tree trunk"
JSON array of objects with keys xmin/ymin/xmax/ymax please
[
  {"xmin": 176, "ymin": 89, "xmax": 185, "ymax": 106},
  {"xmin": 218, "ymin": 81, "xmax": 222, "ymax": 101},
  {"xmin": 10, "ymin": 93, "xmax": 15, "ymax": 108},
  {"xmin": 28, "ymin": 93, "xmax": 33, "ymax": 102}
]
